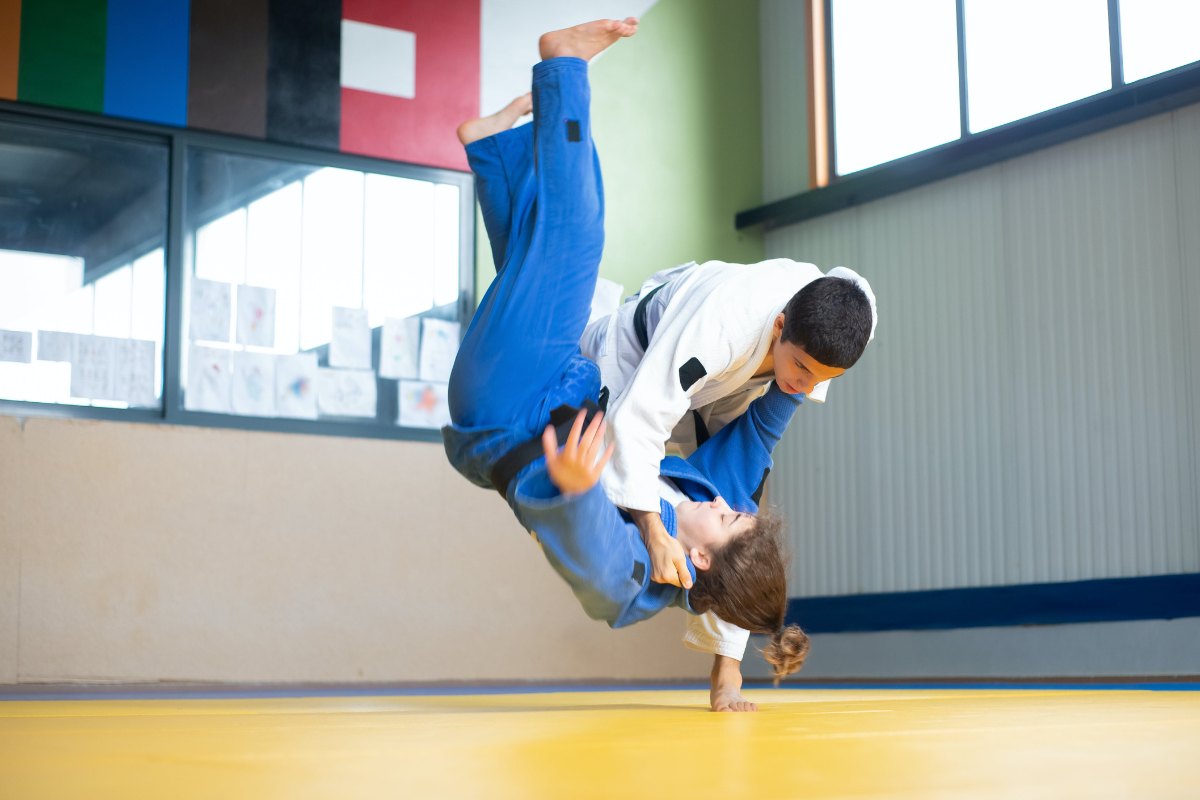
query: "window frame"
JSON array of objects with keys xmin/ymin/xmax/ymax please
[
  {"xmin": 739, "ymin": 0, "xmax": 1200, "ymax": 231},
  {"xmin": 0, "ymin": 100, "xmax": 476, "ymax": 443}
]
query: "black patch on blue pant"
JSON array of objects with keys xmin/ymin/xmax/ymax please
[
  {"xmin": 632, "ymin": 561, "xmax": 646, "ymax": 584},
  {"xmin": 678, "ymin": 357, "xmax": 707, "ymax": 392},
  {"xmin": 566, "ymin": 119, "xmax": 581, "ymax": 141}
]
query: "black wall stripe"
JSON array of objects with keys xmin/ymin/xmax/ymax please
[
  {"xmin": 787, "ymin": 573, "xmax": 1200, "ymax": 634},
  {"xmin": 267, "ymin": 0, "xmax": 342, "ymax": 150}
]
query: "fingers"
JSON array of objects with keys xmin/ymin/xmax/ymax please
[
  {"xmin": 650, "ymin": 562, "xmax": 682, "ymax": 587},
  {"xmin": 562, "ymin": 410, "xmax": 586, "ymax": 460},
  {"xmin": 541, "ymin": 423, "xmax": 559, "ymax": 465},
  {"xmin": 579, "ymin": 410, "xmax": 604, "ymax": 455},
  {"xmin": 674, "ymin": 554, "xmax": 692, "ymax": 589},
  {"xmin": 593, "ymin": 441, "xmax": 616, "ymax": 474}
]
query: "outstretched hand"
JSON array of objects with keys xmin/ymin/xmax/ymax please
[{"xmin": 541, "ymin": 410, "xmax": 615, "ymax": 496}]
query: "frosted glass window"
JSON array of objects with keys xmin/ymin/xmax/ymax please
[
  {"xmin": 1119, "ymin": 0, "xmax": 1200, "ymax": 82},
  {"xmin": 830, "ymin": 0, "xmax": 960, "ymax": 175},
  {"xmin": 0, "ymin": 120, "xmax": 167, "ymax": 409},
  {"xmin": 182, "ymin": 149, "xmax": 466, "ymax": 426},
  {"xmin": 965, "ymin": 0, "xmax": 1111, "ymax": 133}
]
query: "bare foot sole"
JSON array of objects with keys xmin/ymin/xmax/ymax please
[
  {"xmin": 457, "ymin": 92, "xmax": 534, "ymax": 146},
  {"xmin": 538, "ymin": 17, "xmax": 638, "ymax": 62}
]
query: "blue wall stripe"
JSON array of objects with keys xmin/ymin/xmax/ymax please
[
  {"xmin": 788, "ymin": 573, "xmax": 1200, "ymax": 633},
  {"xmin": 103, "ymin": 0, "xmax": 190, "ymax": 125}
]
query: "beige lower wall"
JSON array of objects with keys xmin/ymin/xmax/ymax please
[{"xmin": 0, "ymin": 416, "xmax": 707, "ymax": 684}]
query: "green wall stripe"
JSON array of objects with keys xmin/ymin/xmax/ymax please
[{"xmin": 17, "ymin": 0, "xmax": 108, "ymax": 112}]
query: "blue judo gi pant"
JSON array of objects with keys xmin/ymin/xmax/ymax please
[{"xmin": 445, "ymin": 57, "xmax": 606, "ymax": 492}]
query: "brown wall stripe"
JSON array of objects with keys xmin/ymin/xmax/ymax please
[{"xmin": 187, "ymin": 0, "xmax": 268, "ymax": 138}]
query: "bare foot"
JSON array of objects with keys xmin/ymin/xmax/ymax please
[
  {"xmin": 538, "ymin": 17, "xmax": 638, "ymax": 62},
  {"xmin": 457, "ymin": 93, "xmax": 533, "ymax": 145}
]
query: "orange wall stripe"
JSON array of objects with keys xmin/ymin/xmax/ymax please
[{"xmin": 0, "ymin": 0, "xmax": 20, "ymax": 100}]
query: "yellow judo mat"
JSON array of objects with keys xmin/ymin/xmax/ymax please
[{"xmin": 2, "ymin": 686, "xmax": 1198, "ymax": 799}]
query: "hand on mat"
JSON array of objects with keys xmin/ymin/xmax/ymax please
[
  {"xmin": 711, "ymin": 690, "xmax": 757, "ymax": 713},
  {"xmin": 542, "ymin": 410, "xmax": 615, "ymax": 496},
  {"xmin": 710, "ymin": 657, "xmax": 756, "ymax": 712},
  {"xmin": 633, "ymin": 512, "xmax": 692, "ymax": 589}
]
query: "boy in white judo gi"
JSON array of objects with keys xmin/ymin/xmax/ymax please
[{"xmin": 580, "ymin": 259, "xmax": 878, "ymax": 711}]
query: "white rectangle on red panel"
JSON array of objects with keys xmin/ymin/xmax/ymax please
[
  {"xmin": 339, "ymin": 0, "xmax": 479, "ymax": 171},
  {"xmin": 341, "ymin": 20, "xmax": 416, "ymax": 99}
]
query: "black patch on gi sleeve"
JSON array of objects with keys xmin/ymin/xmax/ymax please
[
  {"xmin": 751, "ymin": 467, "xmax": 771, "ymax": 506},
  {"xmin": 631, "ymin": 561, "xmax": 646, "ymax": 584},
  {"xmin": 566, "ymin": 119, "xmax": 581, "ymax": 141},
  {"xmin": 678, "ymin": 357, "xmax": 707, "ymax": 392}
]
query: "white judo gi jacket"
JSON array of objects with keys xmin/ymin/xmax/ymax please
[{"xmin": 580, "ymin": 257, "xmax": 828, "ymax": 660}]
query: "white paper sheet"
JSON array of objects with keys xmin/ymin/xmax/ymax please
[
  {"xmin": 318, "ymin": 368, "xmax": 377, "ymax": 418},
  {"xmin": 379, "ymin": 316, "xmax": 421, "ymax": 380},
  {"xmin": 112, "ymin": 339, "xmax": 157, "ymax": 407},
  {"xmin": 37, "ymin": 330, "xmax": 77, "ymax": 362},
  {"xmin": 190, "ymin": 278, "xmax": 232, "ymax": 342},
  {"xmin": 275, "ymin": 352, "xmax": 319, "ymax": 419},
  {"xmin": 398, "ymin": 379, "xmax": 450, "ymax": 429},
  {"xmin": 185, "ymin": 345, "xmax": 232, "ymax": 413},
  {"xmin": 330, "ymin": 307, "xmax": 372, "ymax": 369},
  {"xmin": 231, "ymin": 351, "xmax": 276, "ymax": 416},
  {"xmin": 418, "ymin": 318, "xmax": 460, "ymax": 383},
  {"xmin": 588, "ymin": 277, "xmax": 626, "ymax": 325},
  {"xmin": 236, "ymin": 285, "xmax": 276, "ymax": 348},
  {"xmin": 0, "ymin": 330, "xmax": 32, "ymax": 363},
  {"xmin": 71, "ymin": 336, "xmax": 118, "ymax": 400}
]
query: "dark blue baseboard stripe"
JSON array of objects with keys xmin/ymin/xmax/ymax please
[{"xmin": 787, "ymin": 573, "xmax": 1200, "ymax": 633}]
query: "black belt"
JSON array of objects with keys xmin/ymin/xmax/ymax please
[
  {"xmin": 633, "ymin": 283, "xmax": 665, "ymax": 351},
  {"xmin": 489, "ymin": 399, "xmax": 602, "ymax": 499}
]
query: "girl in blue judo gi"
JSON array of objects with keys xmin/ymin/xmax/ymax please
[{"xmin": 442, "ymin": 19, "xmax": 808, "ymax": 679}]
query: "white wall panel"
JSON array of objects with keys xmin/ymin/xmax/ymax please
[
  {"xmin": 766, "ymin": 109, "xmax": 1200, "ymax": 597},
  {"xmin": 1173, "ymin": 103, "xmax": 1200, "ymax": 575}
]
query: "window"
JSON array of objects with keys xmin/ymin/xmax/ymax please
[
  {"xmin": 0, "ymin": 120, "xmax": 168, "ymax": 408},
  {"xmin": 830, "ymin": 0, "xmax": 960, "ymax": 175},
  {"xmin": 1119, "ymin": 0, "xmax": 1200, "ymax": 83},
  {"xmin": 963, "ymin": 0, "xmax": 1111, "ymax": 133},
  {"xmin": 825, "ymin": 0, "xmax": 1200, "ymax": 177},
  {"xmin": 0, "ymin": 111, "xmax": 474, "ymax": 439}
]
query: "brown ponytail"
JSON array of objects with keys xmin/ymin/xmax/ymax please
[{"xmin": 762, "ymin": 624, "xmax": 810, "ymax": 683}]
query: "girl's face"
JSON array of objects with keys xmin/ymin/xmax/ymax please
[{"xmin": 675, "ymin": 496, "xmax": 754, "ymax": 564}]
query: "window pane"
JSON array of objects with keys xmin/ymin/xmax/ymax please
[
  {"xmin": 183, "ymin": 149, "xmax": 464, "ymax": 426},
  {"xmin": 1120, "ymin": 0, "xmax": 1200, "ymax": 82},
  {"xmin": 831, "ymin": 0, "xmax": 960, "ymax": 175},
  {"xmin": 965, "ymin": 0, "xmax": 1111, "ymax": 133},
  {"xmin": 0, "ymin": 120, "xmax": 167, "ymax": 408}
]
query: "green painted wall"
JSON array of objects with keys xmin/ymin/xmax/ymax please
[
  {"xmin": 475, "ymin": 0, "xmax": 764, "ymax": 300},
  {"xmin": 18, "ymin": 0, "xmax": 108, "ymax": 113}
]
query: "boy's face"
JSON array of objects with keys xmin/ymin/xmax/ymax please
[{"xmin": 770, "ymin": 313, "xmax": 845, "ymax": 396}]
